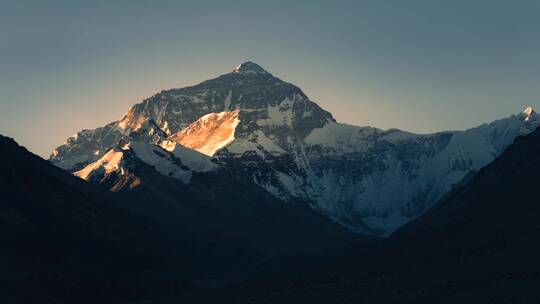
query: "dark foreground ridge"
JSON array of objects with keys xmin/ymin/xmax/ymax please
[{"xmin": 0, "ymin": 135, "xmax": 359, "ymax": 303}]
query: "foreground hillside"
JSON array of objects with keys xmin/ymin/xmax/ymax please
[{"xmin": 0, "ymin": 135, "xmax": 357, "ymax": 303}]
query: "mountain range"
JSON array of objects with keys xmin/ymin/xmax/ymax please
[
  {"xmin": 50, "ymin": 61, "xmax": 539, "ymax": 235},
  {"xmin": 3, "ymin": 61, "xmax": 540, "ymax": 303},
  {"xmin": 187, "ymin": 116, "xmax": 540, "ymax": 304}
]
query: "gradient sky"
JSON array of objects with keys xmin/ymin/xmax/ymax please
[{"xmin": 1, "ymin": 0, "xmax": 540, "ymax": 157}]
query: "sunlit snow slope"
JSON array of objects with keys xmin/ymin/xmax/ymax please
[{"xmin": 168, "ymin": 110, "xmax": 240, "ymax": 156}]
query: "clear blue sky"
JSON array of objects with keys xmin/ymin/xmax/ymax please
[{"xmin": 1, "ymin": 0, "xmax": 539, "ymax": 157}]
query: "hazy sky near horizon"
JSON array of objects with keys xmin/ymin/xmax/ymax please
[{"xmin": 1, "ymin": 0, "xmax": 540, "ymax": 157}]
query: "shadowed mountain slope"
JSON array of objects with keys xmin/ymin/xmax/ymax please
[
  {"xmin": 0, "ymin": 134, "xmax": 358, "ymax": 303},
  {"xmin": 183, "ymin": 127, "xmax": 540, "ymax": 303}
]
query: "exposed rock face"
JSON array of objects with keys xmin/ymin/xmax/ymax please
[{"xmin": 50, "ymin": 62, "xmax": 540, "ymax": 235}]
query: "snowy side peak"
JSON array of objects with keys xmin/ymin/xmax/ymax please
[
  {"xmin": 522, "ymin": 106, "xmax": 536, "ymax": 121},
  {"xmin": 74, "ymin": 148, "xmax": 125, "ymax": 181},
  {"xmin": 233, "ymin": 61, "xmax": 268, "ymax": 75}
]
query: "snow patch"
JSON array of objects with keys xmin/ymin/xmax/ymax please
[
  {"xmin": 226, "ymin": 130, "xmax": 286, "ymax": 156},
  {"xmin": 129, "ymin": 142, "xmax": 192, "ymax": 183},
  {"xmin": 232, "ymin": 61, "xmax": 268, "ymax": 75},
  {"xmin": 257, "ymin": 96, "xmax": 294, "ymax": 127},
  {"xmin": 160, "ymin": 140, "xmax": 218, "ymax": 172},
  {"xmin": 224, "ymin": 90, "xmax": 232, "ymax": 110},
  {"xmin": 75, "ymin": 149, "xmax": 124, "ymax": 180},
  {"xmin": 522, "ymin": 106, "xmax": 535, "ymax": 121}
]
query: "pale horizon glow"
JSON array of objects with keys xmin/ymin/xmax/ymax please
[{"xmin": 1, "ymin": 1, "xmax": 539, "ymax": 157}]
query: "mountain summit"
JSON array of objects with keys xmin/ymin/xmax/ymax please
[
  {"xmin": 522, "ymin": 105, "xmax": 536, "ymax": 121},
  {"xmin": 49, "ymin": 63, "xmax": 540, "ymax": 235},
  {"xmin": 232, "ymin": 61, "xmax": 269, "ymax": 75}
]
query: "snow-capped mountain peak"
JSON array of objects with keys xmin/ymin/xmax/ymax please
[
  {"xmin": 522, "ymin": 106, "xmax": 536, "ymax": 121},
  {"xmin": 232, "ymin": 61, "xmax": 269, "ymax": 75},
  {"xmin": 49, "ymin": 62, "xmax": 540, "ymax": 236},
  {"xmin": 75, "ymin": 148, "xmax": 125, "ymax": 181}
]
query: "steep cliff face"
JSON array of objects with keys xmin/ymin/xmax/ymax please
[{"xmin": 50, "ymin": 62, "xmax": 540, "ymax": 234}]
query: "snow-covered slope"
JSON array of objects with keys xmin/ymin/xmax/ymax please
[
  {"xmin": 75, "ymin": 148, "xmax": 126, "ymax": 181},
  {"xmin": 74, "ymin": 118, "xmax": 217, "ymax": 190},
  {"xmin": 50, "ymin": 62, "xmax": 540, "ymax": 235},
  {"xmin": 302, "ymin": 108, "xmax": 539, "ymax": 234},
  {"xmin": 168, "ymin": 109, "xmax": 240, "ymax": 156}
]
